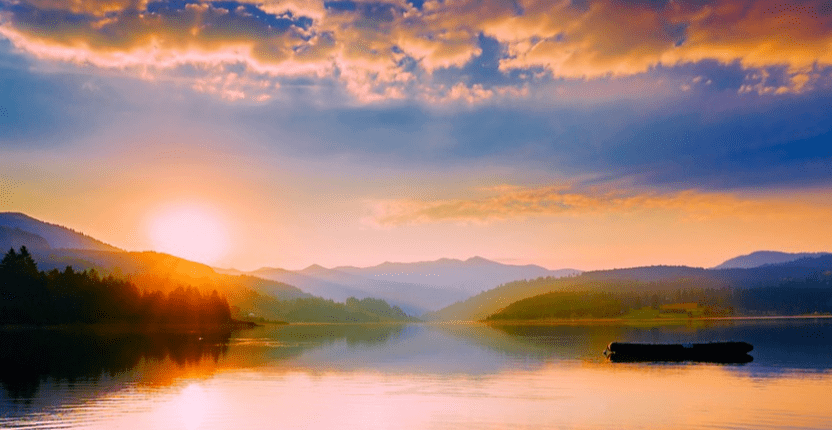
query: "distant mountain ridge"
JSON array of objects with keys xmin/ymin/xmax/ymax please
[
  {"xmin": 0, "ymin": 212, "xmax": 310, "ymax": 307},
  {"xmin": 0, "ymin": 212, "xmax": 121, "ymax": 252},
  {"xmin": 0, "ymin": 212, "xmax": 423, "ymax": 323},
  {"xmin": 235, "ymin": 257, "xmax": 580, "ymax": 315},
  {"xmin": 428, "ymin": 254, "xmax": 832, "ymax": 321},
  {"xmin": 0, "ymin": 226, "xmax": 51, "ymax": 251},
  {"xmin": 334, "ymin": 256, "xmax": 579, "ymax": 293},
  {"xmin": 18, "ymin": 211, "xmax": 827, "ymax": 323},
  {"xmin": 1, "ymin": 213, "xmax": 582, "ymax": 316},
  {"xmin": 714, "ymin": 251, "xmax": 831, "ymax": 269}
]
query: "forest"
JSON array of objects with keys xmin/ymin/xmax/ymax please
[
  {"xmin": 0, "ymin": 246, "xmax": 232, "ymax": 326},
  {"xmin": 485, "ymin": 274, "xmax": 832, "ymax": 321},
  {"xmin": 231, "ymin": 289, "xmax": 417, "ymax": 323}
]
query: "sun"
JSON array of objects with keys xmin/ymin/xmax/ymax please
[{"xmin": 148, "ymin": 203, "xmax": 229, "ymax": 264}]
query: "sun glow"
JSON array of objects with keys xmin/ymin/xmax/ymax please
[{"xmin": 148, "ymin": 203, "xmax": 229, "ymax": 264}]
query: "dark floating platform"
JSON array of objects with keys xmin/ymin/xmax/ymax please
[{"xmin": 604, "ymin": 341, "xmax": 753, "ymax": 363}]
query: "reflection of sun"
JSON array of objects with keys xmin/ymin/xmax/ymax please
[
  {"xmin": 148, "ymin": 204, "xmax": 229, "ymax": 264},
  {"xmin": 175, "ymin": 383, "xmax": 209, "ymax": 430}
]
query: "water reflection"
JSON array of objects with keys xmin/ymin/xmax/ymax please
[
  {"xmin": 0, "ymin": 328, "xmax": 231, "ymax": 401},
  {"xmin": 1, "ymin": 320, "xmax": 831, "ymax": 430},
  {"xmin": 3, "ymin": 319, "xmax": 831, "ymax": 402},
  {"xmin": 483, "ymin": 318, "xmax": 832, "ymax": 375}
]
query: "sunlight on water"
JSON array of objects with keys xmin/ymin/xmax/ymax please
[
  {"xmin": 4, "ymin": 365, "xmax": 831, "ymax": 430},
  {"xmin": 2, "ymin": 322, "xmax": 832, "ymax": 430}
]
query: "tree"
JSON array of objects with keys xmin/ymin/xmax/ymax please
[{"xmin": 1, "ymin": 247, "xmax": 234, "ymax": 326}]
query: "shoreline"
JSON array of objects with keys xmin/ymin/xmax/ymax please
[
  {"xmin": 478, "ymin": 314, "xmax": 832, "ymax": 326},
  {"xmin": 0, "ymin": 319, "xmax": 261, "ymax": 333}
]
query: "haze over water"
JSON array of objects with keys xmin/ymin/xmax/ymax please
[{"xmin": 2, "ymin": 319, "xmax": 831, "ymax": 430}]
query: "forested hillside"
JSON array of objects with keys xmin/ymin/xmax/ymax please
[
  {"xmin": 0, "ymin": 247, "xmax": 232, "ymax": 326},
  {"xmin": 485, "ymin": 277, "xmax": 832, "ymax": 321},
  {"xmin": 1, "ymin": 247, "xmax": 416, "ymax": 325},
  {"xmin": 430, "ymin": 256, "xmax": 832, "ymax": 321},
  {"xmin": 231, "ymin": 291, "xmax": 418, "ymax": 323}
]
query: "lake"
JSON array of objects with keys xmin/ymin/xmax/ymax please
[{"xmin": 1, "ymin": 319, "xmax": 831, "ymax": 429}]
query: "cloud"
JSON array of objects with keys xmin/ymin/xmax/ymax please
[
  {"xmin": 364, "ymin": 183, "xmax": 822, "ymax": 226},
  {"xmin": 492, "ymin": 1, "xmax": 832, "ymax": 87},
  {"xmin": 1, "ymin": 0, "xmax": 831, "ymax": 102}
]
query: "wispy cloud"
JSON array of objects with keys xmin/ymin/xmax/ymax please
[
  {"xmin": 364, "ymin": 184, "xmax": 821, "ymax": 227},
  {"xmin": 1, "ymin": 0, "xmax": 831, "ymax": 102}
]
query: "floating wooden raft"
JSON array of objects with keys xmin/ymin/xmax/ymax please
[{"xmin": 604, "ymin": 341, "xmax": 753, "ymax": 363}]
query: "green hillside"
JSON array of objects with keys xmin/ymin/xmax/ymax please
[
  {"xmin": 485, "ymin": 275, "xmax": 832, "ymax": 322},
  {"xmin": 429, "ymin": 257, "xmax": 832, "ymax": 321}
]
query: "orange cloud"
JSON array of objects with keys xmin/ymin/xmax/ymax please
[
  {"xmin": 1, "ymin": 0, "xmax": 831, "ymax": 101},
  {"xmin": 492, "ymin": 1, "xmax": 832, "ymax": 85},
  {"xmin": 24, "ymin": 0, "xmax": 147, "ymax": 16},
  {"xmin": 364, "ymin": 184, "xmax": 824, "ymax": 226}
]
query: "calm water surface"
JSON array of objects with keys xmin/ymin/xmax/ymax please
[{"xmin": 1, "ymin": 320, "xmax": 831, "ymax": 429}]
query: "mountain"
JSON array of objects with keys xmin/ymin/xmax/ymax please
[
  {"xmin": 428, "ymin": 255, "xmax": 832, "ymax": 321},
  {"xmin": 424, "ymin": 276, "xmax": 581, "ymax": 322},
  {"xmin": 714, "ymin": 251, "xmax": 831, "ymax": 269},
  {"xmin": 1, "ymin": 212, "xmax": 422, "ymax": 323},
  {"xmin": 28, "ymin": 248, "xmax": 309, "ymax": 301},
  {"xmin": 250, "ymin": 266, "xmax": 375, "ymax": 304},
  {"xmin": 248, "ymin": 265, "xmax": 466, "ymax": 315},
  {"xmin": 239, "ymin": 257, "xmax": 580, "ymax": 315},
  {"xmin": 0, "ymin": 226, "xmax": 50, "ymax": 251},
  {"xmin": 0, "ymin": 213, "xmax": 307, "ymax": 301},
  {"xmin": 335, "ymin": 256, "xmax": 580, "ymax": 295},
  {"xmin": 483, "ymin": 271, "xmax": 832, "ymax": 321},
  {"xmin": 0, "ymin": 212, "xmax": 121, "ymax": 251}
]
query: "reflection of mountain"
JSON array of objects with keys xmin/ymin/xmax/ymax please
[
  {"xmin": 474, "ymin": 320, "xmax": 832, "ymax": 374},
  {"xmin": 436, "ymin": 323, "xmax": 623, "ymax": 363},
  {"xmin": 0, "ymin": 328, "xmax": 231, "ymax": 400},
  {"xmin": 241, "ymin": 323, "xmax": 407, "ymax": 353},
  {"xmin": 0, "ymin": 324, "xmax": 414, "ymax": 403}
]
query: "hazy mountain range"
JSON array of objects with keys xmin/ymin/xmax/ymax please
[
  {"xmin": 2, "ymin": 211, "xmax": 830, "ymax": 320},
  {"xmin": 0, "ymin": 213, "xmax": 309, "ymax": 308},
  {"xmin": 0, "ymin": 213, "xmax": 121, "ymax": 252},
  {"xmin": 427, "ymin": 256, "xmax": 832, "ymax": 321},
  {"xmin": 220, "ymin": 258, "xmax": 580, "ymax": 315},
  {"xmin": 712, "ymin": 251, "xmax": 832, "ymax": 269},
  {"xmin": 0, "ymin": 212, "xmax": 578, "ymax": 316}
]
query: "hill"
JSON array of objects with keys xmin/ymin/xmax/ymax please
[
  {"xmin": 0, "ymin": 212, "xmax": 121, "ymax": 251},
  {"xmin": 2, "ymin": 213, "xmax": 417, "ymax": 323},
  {"xmin": 27, "ymin": 248, "xmax": 308, "ymax": 301},
  {"xmin": 0, "ymin": 226, "xmax": 50, "ymax": 251},
  {"xmin": 428, "ymin": 256, "xmax": 832, "ymax": 321},
  {"xmin": 0, "ymin": 246, "xmax": 233, "ymax": 326},
  {"xmin": 247, "ymin": 266, "xmax": 467, "ymax": 316},
  {"xmin": 231, "ymin": 291, "xmax": 418, "ymax": 323},
  {"xmin": 24, "ymin": 247, "xmax": 417, "ymax": 323},
  {"xmin": 335, "ymin": 256, "xmax": 579, "ymax": 295},
  {"xmin": 714, "ymin": 251, "xmax": 831, "ymax": 269},
  {"xmin": 485, "ymin": 271, "xmax": 832, "ymax": 321},
  {"xmin": 240, "ymin": 257, "xmax": 579, "ymax": 315}
]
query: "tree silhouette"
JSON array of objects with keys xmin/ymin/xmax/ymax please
[{"xmin": 0, "ymin": 247, "xmax": 232, "ymax": 326}]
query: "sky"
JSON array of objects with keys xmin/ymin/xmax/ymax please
[{"xmin": 1, "ymin": 0, "xmax": 832, "ymax": 271}]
